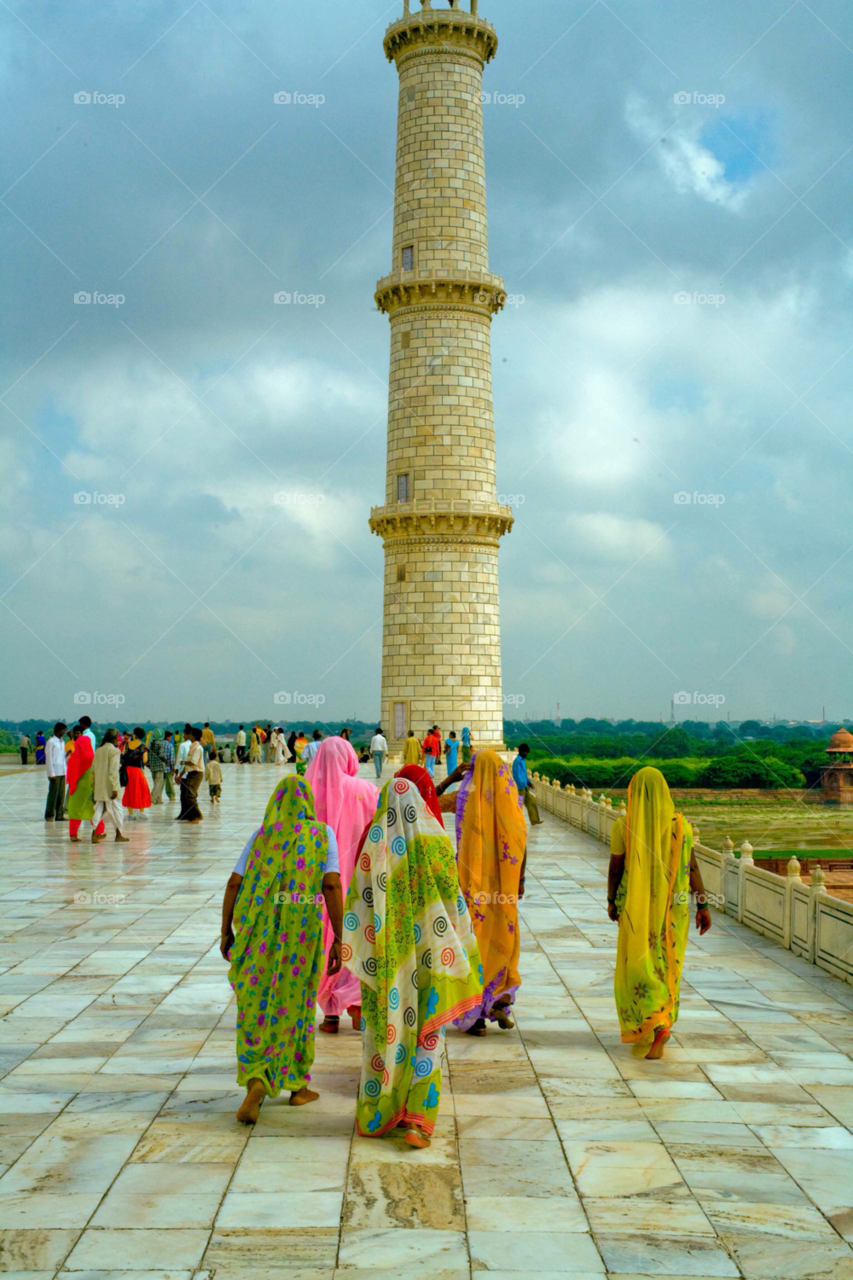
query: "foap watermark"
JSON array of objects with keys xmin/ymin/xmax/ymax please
[
  {"xmin": 74, "ymin": 90, "xmax": 125, "ymax": 107},
  {"xmin": 674, "ymin": 291, "xmax": 725, "ymax": 306},
  {"xmin": 74, "ymin": 291, "xmax": 125, "ymax": 307},
  {"xmin": 73, "ymin": 891, "xmax": 127, "ymax": 906},
  {"xmin": 276, "ymin": 892, "xmax": 325, "ymax": 905},
  {"xmin": 497, "ymin": 493, "xmax": 525, "ymax": 507},
  {"xmin": 475, "ymin": 288, "xmax": 523, "ymax": 308},
  {"xmin": 274, "ymin": 491, "xmax": 325, "ymax": 506},
  {"xmin": 274, "ymin": 291, "xmax": 325, "ymax": 307},
  {"xmin": 481, "ymin": 91, "xmax": 525, "ymax": 108},
  {"xmin": 74, "ymin": 491, "xmax": 125, "ymax": 506},
  {"xmin": 674, "ymin": 891, "xmax": 725, "ymax": 908},
  {"xmin": 503, "ymin": 694, "xmax": 526, "ymax": 707},
  {"xmin": 674, "ymin": 491, "xmax": 725, "ymax": 506},
  {"xmin": 274, "ymin": 691, "xmax": 326, "ymax": 706},
  {"xmin": 273, "ymin": 90, "xmax": 325, "ymax": 107},
  {"xmin": 74, "ymin": 691, "xmax": 126, "ymax": 706},
  {"xmin": 674, "ymin": 91, "xmax": 725, "ymax": 108},
  {"xmin": 674, "ymin": 691, "xmax": 726, "ymax": 708}
]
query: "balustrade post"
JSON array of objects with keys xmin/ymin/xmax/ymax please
[
  {"xmin": 737, "ymin": 841, "xmax": 753, "ymax": 923},
  {"xmin": 808, "ymin": 865, "xmax": 827, "ymax": 963}
]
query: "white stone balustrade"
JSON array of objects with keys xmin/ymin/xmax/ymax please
[{"xmin": 530, "ymin": 769, "xmax": 853, "ymax": 988}]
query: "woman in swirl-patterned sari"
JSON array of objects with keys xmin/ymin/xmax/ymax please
[{"xmin": 342, "ymin": 777, "xmax": 482, "ymax": 1149}]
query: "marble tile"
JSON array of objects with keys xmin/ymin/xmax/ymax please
[
  {"xmin": 343, "ymin": 1162, "xmax": 463, "ymax": 1230},
  {"xmin": 719, "ymin": 1232, "xmax": 853, "ymax": 1279},
  {"xmin": 216, "ymin": 1191, "xmax": 344, "ymax": 1229},
  {"xmin": 582, "ymin": 1197, "xmax": 714, "ymax": 1237},
  {"xmin": 204, "ymin": 1228, "xmax": 339, "ymax": 1270},
  {"xmin": 65, "ymin": 1228, "xmax": 209, "ymax": 1270},
  {"xmin": 0, "ymin": 1227, "xmax": 81, "ymax": 1271},
  {"xmin": 595, "ymin": 1234, "xmax": 739, "ymax": 1277},
  {"xmin": 465, "ymin": 1194, "xmax": 588, "ymax": 1233},
  {"xmin": 337, "ymin": 1228, "xmax": 468, "ymax": 1271},
  {"xmin": 468, "ymin": 1230, "xmax": 604, "ymax": 1272}
]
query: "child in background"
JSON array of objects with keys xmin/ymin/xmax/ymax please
[{"xmin": 206, "ymin": 751, "xmax": 223, "ymax": 804}]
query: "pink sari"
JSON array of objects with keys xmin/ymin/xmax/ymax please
[{"xmin": 306, "ymin": 737, "xmax": 379, "ymax": 1017}]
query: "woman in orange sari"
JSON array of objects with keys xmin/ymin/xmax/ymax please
[{"xmin": 453, "ymin": 750, "xmax": 527, "ymax": 1035}]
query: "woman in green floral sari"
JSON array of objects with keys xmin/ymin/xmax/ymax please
[
  {"xmin": 343, "ymin": 776, "xmax": 482, "ymax": 1148},
  {"xmin": 607, "ymin": 767, "xmax": 711, "ymax": 1060},
  {"xmin": 220, "ymin": 776, "xmax": 343, "ymax": 1123}
]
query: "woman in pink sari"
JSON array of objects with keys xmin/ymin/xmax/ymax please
[{"xmin": 306, "ymin": 736, "xmax": 379, "ymax": 1033}]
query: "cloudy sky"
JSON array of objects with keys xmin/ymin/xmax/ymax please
[{"xmin": 2, "ymin": 0, "xmax": 852, "ymax": 723}]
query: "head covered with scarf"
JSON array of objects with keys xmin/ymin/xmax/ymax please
[
  {"xmin": 614, "ymin": 766, "xmax": 691, "ymax": 1043},
  {"xmin": 342, "ymin": 777, "xmax": 482, "ymax": 1137},
  {"xmin": 228, "ymin": 775, "xmax": 329, "ymax": 1097},
  {"xmin": 395, "ymin": 763, "xmax": 444, "ymax": 827}
]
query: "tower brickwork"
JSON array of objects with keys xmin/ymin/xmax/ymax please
[{"xmin": 370, "ymin": 0, "xmax": 512, "ymax": 750}]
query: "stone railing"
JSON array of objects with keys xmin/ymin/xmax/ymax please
[{"xmin": 531, "ymin": 771, "xmax": 853, "ymax": 988}]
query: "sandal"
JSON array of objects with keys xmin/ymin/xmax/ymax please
[
  {"xmin": 493, "ymin": 1004, "xmax": 514, "ymax": 1030},
  {"xmin": 404, "ymin": 1127, "xmax": 431, "ymax": 1149}
]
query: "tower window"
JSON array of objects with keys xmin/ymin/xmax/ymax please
[
  {"xmin": 397, "ymin": 473, "xmax": 410, "ymax": 502},
  {"xmin": 407, "ymin": 88, "xmax": 416, "ymax": 103},
  {"xmin": 401, "ymin": 245, "xmax": 414, "ymax": 271},
  {"xmin": 401, "ymin": 330, "xmax": 411, "ymax": 349},
  {"xmin": 396, "ymin": 564, "xmax": 406, "ymax": 582}
]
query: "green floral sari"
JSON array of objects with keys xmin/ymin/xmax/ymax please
[
  {"xmin": 343, "ymin": 777, "xmax": 482, "ymax": 1137},
  {"xmin": 228, "ymin": 776, "xmax": 328, "ymax": 1096}
]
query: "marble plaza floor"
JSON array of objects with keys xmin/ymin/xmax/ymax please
[{"xmin": 0, "ymin": 765, "xmax": 852, "ymax": 1278}]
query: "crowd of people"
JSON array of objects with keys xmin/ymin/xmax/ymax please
[
  {"xmin": 26, "ymin": 715, "xmax": 712, "ymax": 1141},
  {"xmin": 37, "ymin": 719, "xmax": 238, "ymax": 838}
]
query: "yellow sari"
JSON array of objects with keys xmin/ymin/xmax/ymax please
[
  {"xmin": 455, "ymin": 750, "xmax": 528, "ymax": 1027},
  {"xmin": 612, "ymin": 767, "xmax": 691, "ymax": 1043}
]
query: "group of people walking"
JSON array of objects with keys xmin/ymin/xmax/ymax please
[
  {"xmin": 220, "ymin": 737, "xmax": 532, "ymax": 1144},
  {"xmin": 220, "ymin": 744, "xmax": 713, "ymax": 1143}
]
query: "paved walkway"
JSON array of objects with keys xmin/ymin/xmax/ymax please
[{"xmin": 0, "ymin": 764, "xmax": 852, "ymax": 1278}]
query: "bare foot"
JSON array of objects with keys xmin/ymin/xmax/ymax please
[
  {"xmin": 319, "ymin": 1017, "xmax": 339, "ymax": 1034},
  {"xmin": 645, "ymin": 1027, "xmax": 670, "ymax": 1060},
  {"xmin": 465, "ymin": 1018, "xmax": 487, "ymax": 1037},
  {"xmin": 404, "ymin": 1127, "xmax": 431, "ymax": 1149},
  {"xmin": 289, "ymin": 1087, "xmax": 319, "ymax": 1106},
  {"xmin": 236, "ymin": 1079, "xmax": 266, "ymax": 1124}
]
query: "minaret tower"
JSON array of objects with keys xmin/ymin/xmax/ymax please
[{"xmin": 369, "ymin": 0, "xmax": 512, "ymax": 752}]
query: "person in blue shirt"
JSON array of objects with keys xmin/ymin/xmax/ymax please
[
  {"xmin": 444, "ymin": 731, "xmax": 458, "ymax": 774},
  {"xmin": 512, "ymin": 743, "xmax": 543, "ymax": 826}
]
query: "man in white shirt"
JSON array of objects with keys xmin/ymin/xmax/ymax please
[
  {"xmin": 92, "ymin": 729, "xmax": 128, "ymax": 841},
  {"xmin": 369, "ymin": 727, "xmax": 388, "ymax": 779},
  {"xmin": 44, "ymin": 722, "xmax": 68, "ymax": 821},
  {"xmin": 235, "ymin": 725, "xmax": 247, "ymax": 764},
  {"xmin": 301, "ymin": 729, "xmax": 324, "ymax": 765},
  {"xmin": 79, "ymin": 715, "xmax": 97, "ymax": 748}
]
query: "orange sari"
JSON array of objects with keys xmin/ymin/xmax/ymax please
[{"xmin": 454, "ymin": 750, "xmax": 527, "ymax": 1028}]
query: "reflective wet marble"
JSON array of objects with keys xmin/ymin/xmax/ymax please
[{"xmin": 1, "ymin": 764, "xmax": 853, "ymax": 1277}]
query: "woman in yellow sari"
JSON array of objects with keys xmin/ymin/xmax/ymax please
[
  {"xmin": 453, "ymin": 750, "xmax": 527, "ymax": 1035},
  {"xmin": 608, "ymin": 767, "xmax": 711, "ymax": 1060}
]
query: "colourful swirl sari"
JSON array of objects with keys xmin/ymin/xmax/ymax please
[
  {"xmin": 454, "ymin": 750, "xmax": 527, "ymax": 1028},
  {"xmin": 613, "ymin": 767, "xmax": 691, "ymax": 1043},
  {"xmin": 342, "ymin": 777, "xmax": 482, "ymax": 1137},
  {"xmin": 228, "ymin": 776, "xmax": 328, "ymax": 1096}
]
